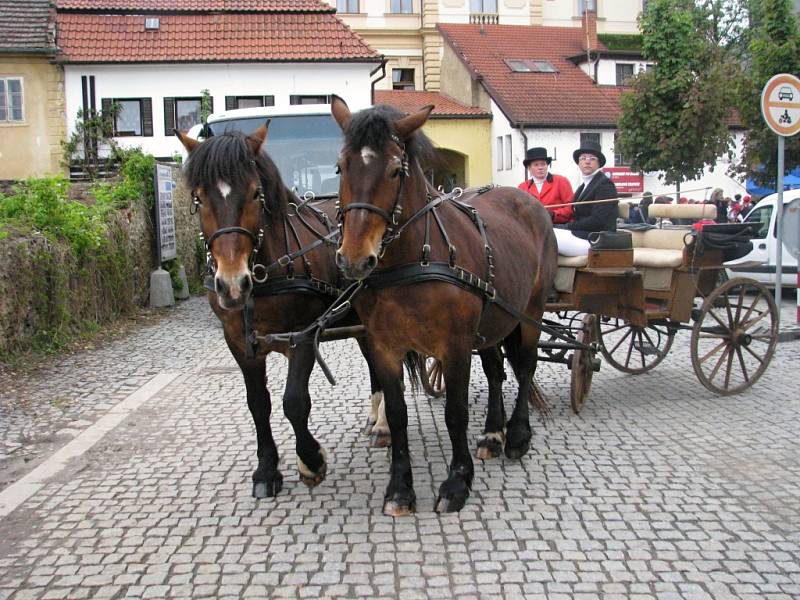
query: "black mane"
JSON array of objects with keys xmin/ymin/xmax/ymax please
[
  {"xmin": 182, "ymin": 131, "xmax": 287, "ymax": 210},
  {"xmin": 343, "ymin": 104, "xmax": 438, "ymax": 167}
]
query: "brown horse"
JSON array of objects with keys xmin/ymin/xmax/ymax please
[
  {"xmin": 331, "ymin": 96, "xmax": 557, "ymax": 515},
  {"xmin": 175, "ymin": 123, "xmax": 384, "ymax": 498}
]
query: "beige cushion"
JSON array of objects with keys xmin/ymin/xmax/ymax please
[
  {"xmin": 633, "ymin": 248, "xmax": 684, "ymax": 268},
  {"xmin": 554, "ymin": 267, "xmax": 576, "ymax": 292},
  {"xmin": 648, "ymin": 203, "xmax": 716, "ymax": 220},
  {"xmin": 557, "ymin": 254, "xmax": 588, "ymax": 267},
  {"xmin": 618, "ymin": 203, "xmax": 630, "ymax": 219},
  {"xmin": 641, "ymin": 267, "xmax": 674, "ymax": 291},
  {"xmin": 632, "ymin": 229, "xmax": 692, "ymax": 250}
]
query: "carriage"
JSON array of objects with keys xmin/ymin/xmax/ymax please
[{"xmin": 423, "ymin": 200, "xmax": 779, "ymax": 412}]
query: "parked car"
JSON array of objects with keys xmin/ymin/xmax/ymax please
[
  {"xmin": 725, "ymin": 189, "xmax": 799, "ymax": 287},
  {"xmin": 185, "ymin": 104, "xmax": 346, "ymax": 198}
]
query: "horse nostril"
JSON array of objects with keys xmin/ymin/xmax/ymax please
[
  {"xmin": 240, "ymin": 274, "xmax": 252, "ymax": 295},
  {"xmin": 365, "ymin": 254, "xmax": 378, "ymax": 271},
  {"xmin": 215, "ymin": 276, "xmax": 229, "ymax": 297},
  {"xmin": 335, "ymin": 251, "xmax": 347, "ymax": 270}
]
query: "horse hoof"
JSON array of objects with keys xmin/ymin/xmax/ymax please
[
  {"xmin": 476, "ymin": 432, "xmax": 505, "ymax": 460},
  {"xmin": 298, "ymin": 448, "xmax": 328, "ymax": 488},
  {"xmin": 252, "ymin": 473, "xmax": 283, "ymax": 499},
  {"xmin": 504, "ymin": 441, "xmax": 530, "ymax": 460},
  {"xmin": 434, "ymin": 493, "xmax": 467, "ymax": 513},
  {"xmin": 383, "ymin": 498, "xmax": 415, "ymax": 517},
  {"xmin": 369, "ymin": 432, "xmax": 391, "ymax": 448}
]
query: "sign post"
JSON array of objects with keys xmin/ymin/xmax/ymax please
[{"xmin": 760, "ymin": 73, "xmax": 800, "ymax": 325}]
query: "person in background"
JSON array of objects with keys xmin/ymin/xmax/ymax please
[
  {"xmin": 553, "ymin": 140, "xmax": 619, "ymax": 256},
  {"xmin": 517, "ymin": 147, "xmax": 574, "ymax": 224},
  {"xmin": 709, "ymin": 188, "xmax": 728, "ymax": 223},
  {"xmin": 626, "ymin": 190, "xmax": 653, "ymax": 225}
]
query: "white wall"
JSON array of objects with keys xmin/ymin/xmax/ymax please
[
  {"xmin": 64, "ymin": 62, "xmax": 375, "ymax": 157},
  {"xmin": 489, "ymin": 98, "xmax": 521, "ymax": 187}
]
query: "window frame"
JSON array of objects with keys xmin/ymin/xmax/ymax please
[
  {"xmin": 389, "ymin": 0, "xmax": 413, "ymax": 13},
  {"xmin": 336, "ymin": 0, "xmax": 359, "ymax": 13},
  {"xmin": 504, "ymin": 134, "xmax": 512, "ymax": 170},
  {"xmin": 289, "ymin": 94, "xmax": 331, "ymax": 106},
  {"xmin": 615, "ymin": 63, "xmax": 636, "ymax": 86},
  {"xmin": 391, "ymin": 68, "xmax": 416, "ymax": 91},
  {"xmin": 226, "ymin": 95, "xmax": 276, "ymax": 110},
  {"xmin": 112, "ymin": 98, "xmax": 145, "ymax": 137},
  {"xmin": 496, "ymin": 136, "xmax": 504, "ymax": 172},
  {"xmin": 504, "ymin": 59, "xmax": 558, "ymax": 73},
  {"xmin": 613, "ymin": 132, "xmax": 632, "ymax": 167},
  {"xmin": 471, "ymin": 0, "xmax": 497, "ymax": 13},
  {"xmin": 0, "ymin": 76, "xmax": 25, "ymax": 123},
  {"xmin": 580, "ymin": 132, "xmax": 601, "ymax": 148}
]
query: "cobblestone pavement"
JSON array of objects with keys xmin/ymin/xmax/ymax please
[{"xmin": 0, "ymin": 294, "xmax": 799, "ymax": 599}]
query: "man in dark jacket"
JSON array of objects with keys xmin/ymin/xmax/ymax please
[{"xmin": 563, "ymin": 140, "xmax": 619, "ymax": 239}]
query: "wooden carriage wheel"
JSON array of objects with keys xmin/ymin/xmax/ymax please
[
  {"xmin": 570, "ymin": 314, "xmax": 597, "ymax": 414},
  {"xmin": 423, "ymin": 355, "xmax": 445, "ymax": 398},
  {"xmin": 598, "ymin": 317, "xmax": 675, "ymax": 374},
  {"xmin": 690, "ymin": 278, "xmax": 778, "ymax": 395}
]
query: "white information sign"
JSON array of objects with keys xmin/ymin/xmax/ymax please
[
  {"xmin": 783, "ymin": 197, "xmax": 800, "ymax": 260},
  {"xmin": 154, "ymin": 163, "xmax": 177, "ymax": 262}
]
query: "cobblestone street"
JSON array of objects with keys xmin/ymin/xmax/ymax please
[{"xmin": 0, "ymin": 295, "xmax": 799, "ymax": 599}]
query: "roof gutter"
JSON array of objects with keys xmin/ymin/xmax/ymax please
[
  {"xmin": 0, "ymin": 47, "xmax": 57, "ymax": 54},
  {"xmin": 370, "ymin": 56, "xmax": 387, "ymax": 106}
]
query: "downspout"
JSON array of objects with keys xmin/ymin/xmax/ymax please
[
  {"xmin": 370, "ymin": 57, "xmax": 387, "ymax": 106},
  {"xmin": 518, "ymin": 124, "xmax": 529, "ymax": 181}
]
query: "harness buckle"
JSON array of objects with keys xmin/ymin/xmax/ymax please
[
  {"xmin": 278, "ymin": 255, "xmax": 292, "ymax": 267},
  {"xmin": 448, "ymin": 244, "xmax": 457, "ymax": 267},
  {"xmin": 421, "ymin": 243, "xmax": 431, "ymax": 267}
]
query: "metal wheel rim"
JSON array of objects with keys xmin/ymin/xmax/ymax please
[
  {"xmin": 690, "ymin": 277, "xmax": 778, "ymax": 395},
  {"xmin": 598, "ymin": 317, "xmax": 675, "ymax": 374}
]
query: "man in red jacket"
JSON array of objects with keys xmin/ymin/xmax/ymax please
[{"xmin": 517, "ymin": 147, "xmax": 574, "ymax": 224}]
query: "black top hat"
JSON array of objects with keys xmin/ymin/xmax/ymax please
[
  {"xmin": 572, "ymin": 140, "xmax": 607, "ymax": 168},
  {"xmin": 523, "ymin": 147, "xmax": 553, "ymax": 167}
]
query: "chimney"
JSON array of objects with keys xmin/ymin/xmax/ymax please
[{"xmin": 582, "ymin": 9, "xmax": 597, "ymax": 53}]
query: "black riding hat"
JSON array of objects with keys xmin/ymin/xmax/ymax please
[
  {"xmin": 523, "ymin": 147, "xmax": 553, "ymax": 167},
  {"xmin": 572, "ymin": 140, "xmax": 607, "ymax": 167}
]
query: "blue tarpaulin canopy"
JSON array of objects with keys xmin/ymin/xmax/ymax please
[{"xmin": 747, "ymin": 167, "xmax": 800, "ymax": 196}]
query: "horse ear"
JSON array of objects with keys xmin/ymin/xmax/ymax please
[
  {"xmin": 174, "ymin": 129, "xmax": 200, "ymax": 153},
  {"xmin": 331, "ymin": 94, "xmax": 351, "ymax": 131},
  {"xmin": 394, "ymin": 104, "xmax": 434, "ymax": 139},
  {"xmin": 246, "ymin": 119, "xmax": 271, "ymax": 155}
]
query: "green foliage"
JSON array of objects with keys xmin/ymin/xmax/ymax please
[
  {"xmin": 735, "ymin": 0, "xmax": 800, "ymax": 185},
  {"xmin": 616, "ymin": 0, "xmax": 735, "ymax": 186},
  {"xmin": 200, "ymin": 89, "xmax": 213, "ymax": 124},
  {"xmin": 61, "ymin": 106, "xmax": 120, "ymax": 180},
  {"xmin": 162, "ymin": 258, "xmax": 183, "ymax": 291},
  {"xmin": 0, "ymin": 177, "xmax": 112, "ymax": 259},
  {"xmin": 91, "ymin": 148, "xmax": 156, "ymax": 210},
  {"xmin": 598, "ymin": 34, "xmax": 643, "ymax": 52}
]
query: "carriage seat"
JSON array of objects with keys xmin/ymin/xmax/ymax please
[{"xmin": 629, "ymin": 228, "xmax": 696, "ymax": 290}]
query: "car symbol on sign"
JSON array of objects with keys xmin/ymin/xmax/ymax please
[{"xmin": 778, "ymin": 86, "xmax": 794, "ymax": 101}]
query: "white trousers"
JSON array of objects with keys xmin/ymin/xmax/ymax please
[{"xmin": 554, "ymin": 228, "xmax": 590, "ymax": 256}]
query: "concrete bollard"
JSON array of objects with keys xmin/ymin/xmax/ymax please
[
  {"xmin": 149, "ymin": 268, "xmax": 175, "ymax": 308},
  {"xmin": 175, "ymin": 265, "xmax": 190, "ymax": 300}
]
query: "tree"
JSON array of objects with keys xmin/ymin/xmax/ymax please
[
  {"xmin": 616, "ymin": 0, "xmax": 735, "ymax": 190},
  {"xmin": 736, "ymin": 0, "xmax": 800, "ymax": 185}
]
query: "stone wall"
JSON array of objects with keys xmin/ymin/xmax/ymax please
[{"xmin": 0, "ymin": 164, "xmax": 202, "ymax": 357}]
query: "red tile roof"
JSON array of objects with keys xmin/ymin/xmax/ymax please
[
  {"xmin": 374, "ymin": 90, "xmax": 490, "ymax": 119},
  {"xmin": 438, "ymin": 23, "xmax": 622, "ymax": 128},
  {"xmin": 0, "ymin": 0, "xmax": 55, "ymax": 53},
  {"xmin": 56, "ymin": 12, "xmax": 380, "ymax": 62},
  {"xmin": 56, "ymin": 0, "xmax": 333, "ymax": 12}
]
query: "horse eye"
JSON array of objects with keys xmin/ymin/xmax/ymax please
[
  {"xmin": 334, "ymin": 164, "xmax": 341, "ymax": 175},
  {"xmin": 390, "ymin": 168, "xmax": 402, "ymax": 179}
]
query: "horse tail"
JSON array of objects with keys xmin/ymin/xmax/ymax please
[{"xmin": 403, "ymin": 351, "xmax": 425, "ymax": 395}]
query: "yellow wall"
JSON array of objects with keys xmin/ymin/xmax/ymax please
[
  {"xmin": 423, "ymin": 118, "xmax": 492, "ymax": 188},
  {"xmin": 0, "ymin": 55, "xmax": 65, "ymax": 180}
]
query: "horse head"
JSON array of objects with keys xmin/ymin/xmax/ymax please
[
  {"xmin": 331, "ymin": 95, "xmax": 434, "ymax": 281},
  {"xmin": 176, "ymin": 122, "xmax": 273, "ymax": 310}
]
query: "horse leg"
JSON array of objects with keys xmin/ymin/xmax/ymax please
[
  {"xmin": 357, "ymin": 338, "xmax": 390, "ymax": 447},
  {"xmin": 370, "ymin": 345, "xmax": 415, "ymax": 516},
  {"xmin": 503, "ymin": 322, "xmax": 541, "ymax": 460},
  {"xmin": 283, "ymin": 343, "xmax": 327, "ymax": 487},
  {"xmin": 476, "ymin": 345, "xmax": 506, "ymax": 460},
  {"xmin": 435, "ymin": 349, "xmax": 474, "ymax": 513},
  {"xmin": 234, "ymin": 355, "xmax": 283, "ymax": 499}
]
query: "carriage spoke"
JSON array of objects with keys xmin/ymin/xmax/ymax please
[
  {"xmin": 723, "ymin": 347, "xmax": 734, "ymax": 390},
  {"xmin": 706, "ymin": 306, "xmax": 732, "ymax": 332},
  {"xmin": 699, "ymin": 338, "xmax": 728, "ymax": 366},
  {"xmin": 707, "ymin": 345, "xmax": 731, "ymax": 384},
  {"xmin": 735, "ymin": 347, "xmax": 750, "ymax": 382},
  {"xmin": 740, "ymin": 308, "xmax": 771, "ymax": 331},
  {"xmin": 607, "ymin": 326, "xmax": 634, "ymax": 356},
  {"xmin": 742, "ymin": 343, "xmax": 766, "ymax": 364},
  {"xmin": 624, "ymin": 330, "xmax": 636, "ymax": 368},
  {"xmin": 738, "ymin": 291, "xmax": 764, "ymax": 328},
  {"xmin": 732, "ymin": 286, "xmax": 745, "ymax": 325},
  {"xmin": 641, "ymin": 328, "xmax": 664, "ymax": 358}
]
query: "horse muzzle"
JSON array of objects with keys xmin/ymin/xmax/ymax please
[
  {"xmin": 214, "ymin": 272, "xmax": 253, "ymax": 310},
  {"xmin": 336, "ymin": 250, "xmax": 378, "ymax": 281}
]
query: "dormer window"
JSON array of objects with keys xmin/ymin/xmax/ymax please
[
  {"xmin": 505, "ymin": 59, "xmax": 557, "ymax": 73},
  {"xmin": 145, "ymin": 17, "xmax": 160, "ymax": 30}
]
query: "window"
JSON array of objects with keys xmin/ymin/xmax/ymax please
[
  {"xmin": 471, "ymin": 0, "xmax": 497, "ymax": 13},
  {"xmin": 0, "ymin": 77, "xmax": 24, "ymax": 122},
  {"xmin": 163, "ymin": 96, "xmax": 207, "ymax": 133},
  {"xmin": 496, "ymin": 136, "xmax": 504, "ymax": 171},
  {"xmin": 392, "ymin": 68, "xmax": 415, "ymax": 91},
  {"xmin": 289, "ymin": 94, "xmax": 330, "ymax": 106},
  {"xmin": 615, "ymin": 63, "xmax": 635, "ymax": 86},
  {"xmin": 743, "ymin": 206, "xmax": 773, "ymax": 239},
  {"xmin": 225, "ymin": 95, "xmax": 275, "ymax": 110},
  {"xmin": 102, "ymin": 98, "xmax": 153, "ymax": 136},
  {"xmin": 504, "ymin": 59, "xmax": 558, "ymax": 73},
  {"xmin": 337, "ymin": 0, "xmax": 358, "ymax": 12},
  {"xmin": 504, "ymin": 134, "xmax": 512, "ymax": 170},
  {"xmin": 390, "ymin": 0, "xmax": 413, "ymax": 13},
  {"xmin": 578, "ymin": 0, "xmax": 597, "ymax": 14},
  {"xmin": 613, "ymin": 132, "xmax": 631, "ymax": 166},
  {"xmin": 580, "ymin": 132, "xmax": 601, "ymax": 148}
]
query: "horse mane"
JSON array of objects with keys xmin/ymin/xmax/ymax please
[
  {"xmin": 182, "ymin": 131, "xmax": 287, "ymax": 210},
  {"xmin": 344, "ymin": 104, "xmax": 440, "ymax": 169}
]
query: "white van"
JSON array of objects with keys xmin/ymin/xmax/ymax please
[
  {"xmin": 725, "ymin": 189, "xmax": 800, "ymax": 287},
  {"xmin": 186, "ymin": 104, "xmax": 346, "ymax": 198}
]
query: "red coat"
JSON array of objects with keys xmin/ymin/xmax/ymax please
[{"xmin": 518, "ymin": 173, "xmax": 574, "ymax": 224}]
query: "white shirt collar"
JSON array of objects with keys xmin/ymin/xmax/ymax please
[{"xmin": 580, "ymin": 168, "xmax": 602, "ymax": 187}]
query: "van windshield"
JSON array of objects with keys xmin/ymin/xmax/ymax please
[{"xmin": 207, "ymin": 115, "xmax": 342, "ymax": 197}]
